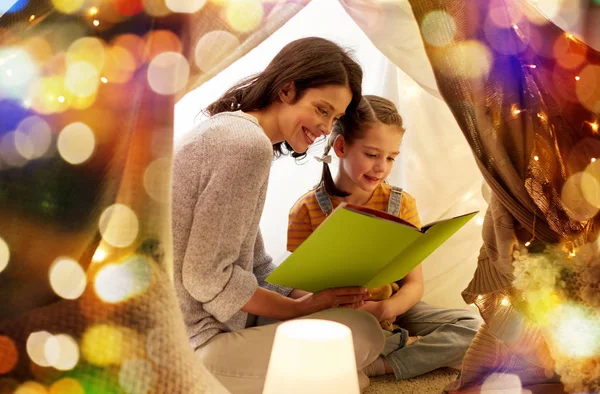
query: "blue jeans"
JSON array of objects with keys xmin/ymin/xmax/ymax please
[{"xmin": 383, "ymin": 301, "xmax": 482, "ymax": 380}]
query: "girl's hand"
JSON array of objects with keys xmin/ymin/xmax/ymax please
[
  {"xmin": 293, "ymin": 287, "xmax": 370, "ymax": 318},
  {"xmin": 358, "ymin": 300, "xmax": 392, "ymax": 322}
]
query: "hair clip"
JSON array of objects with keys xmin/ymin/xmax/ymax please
[{"xmin": 314, "ymin": 155, "xmax": 332, "ymax": 164}]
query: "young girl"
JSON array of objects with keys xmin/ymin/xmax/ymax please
[
  {"xmin": 172, "ymin": 37, "xmax": 385, "ymax": 394},
  {"xmin": 287, "ymin": 95, "xmax": 482, "ymax": 380}
]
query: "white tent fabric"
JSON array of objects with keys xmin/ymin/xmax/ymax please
[{"xmin": 175, "ymin": 0, "xmax": 585, "ymax": 309}]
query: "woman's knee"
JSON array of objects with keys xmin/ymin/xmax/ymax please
[{"xmin": 458, "ymin": 309, "xmax": 483, "ymax": 332}]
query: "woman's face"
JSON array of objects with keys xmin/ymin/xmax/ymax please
[{"xmin": 278, "ymin": 85, "xmax": 352, "ymax": 154}]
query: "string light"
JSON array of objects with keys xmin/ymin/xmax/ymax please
[
  {"xmin": 57, "ymin": 96, "xmax": 65, "ymax": 103},
  {"xmin": 534, "ymin": 156, "xmax": 539, "ymax": 161},
  {"xmin": 501, "ymin": 297, "xmax": 510, "ymax": 306},
  {"xmin": 537, "ymin": 113, "xmax": 547, "ymax": 122},
  {"xmin": 575, "ymin": 76, "xmax": 581, "ymax": 81},
  {"xmin": 586, "ymin": 121, "xmax": 599, "ymax": 133},
  {"xmin": 525, "ymin": 64, "xmax": 537, "ymax": 69},
  {"xmin": 513, "ymin": 108, "xmax": 522, "ymax": 115},
  {"xmin": 100, "ymin": 77, "xmax": 108, "ymax": 83},
  {"xmin": 93, "ymin": 20, "xmax": 100, "ymax": 27},
  {"xmin": 566, "ymin": 33, "xmax": 575, "ymax": 40},
  {"xmin": 89, "ymin": 7, "xmax": 98, "ymax": 16},
  {"xmin": 524, "ymin": 241, "xmax": 531, "ymax": 247},
  {"xmin": 592, "ymin": 158, "xmax": 597, "ymax": 163},
  {"xmin": 477, "ymin": 295, "xmax": 483, "ymax": 301},
  {"xmin": 29, "ymin": 15, "xmax": 35, "ymax": 22},
  {"xmin": 512, "ymin": 24, "xmax": 519, "ymax": 30}
]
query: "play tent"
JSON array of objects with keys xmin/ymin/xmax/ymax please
[{"xmin": 1, "ymin": 0, "xmax": 599, "ymax": 392}]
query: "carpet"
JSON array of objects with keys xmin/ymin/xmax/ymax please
[{"xmin": 365, "ymin": 369, "xmax": 459, "ymax": 394}]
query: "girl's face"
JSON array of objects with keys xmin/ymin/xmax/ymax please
[
  {"xmin": 278, "ymin": 84, "xmax": 352, "ymax": 153},
  {"xmin": 335, "ymin": 123, "xmax": 403, "ymax": 192}
]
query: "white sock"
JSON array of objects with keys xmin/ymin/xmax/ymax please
[{"xmin": 363, "ymin": 357, "xmax": 387, "ymax": 377}]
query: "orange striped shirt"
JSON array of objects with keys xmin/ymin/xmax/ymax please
[{"xmin": 287, "ymin": 182, "xmax": 422, "ymax": 252}]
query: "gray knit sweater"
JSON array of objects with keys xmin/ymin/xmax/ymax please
[{"xmin": 172, "ymin": 111, "xmax": 292, "ymax": 350}]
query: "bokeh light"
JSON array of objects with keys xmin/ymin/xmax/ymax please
[
  {"xmin": 50, "ymin": 334, "xmax": 80, "ymax": 371},
  {"xmin": 548, "ymin": 303, "xmax": 600, "ymax": 358},
  {"xmin": 48, "ymin": 378, "xmax": 84, "ymax": 394},
  {"xmin": 553, "ymin": 35, "xmax": 587, "ymax": 70},
  {"xmin": 26, "ymin": 331, "xmax": 54, "ymax": 367},
  {"xmin": 98, "ymin": 204, "xmax": 139, "ymax": 248},
  {"xmin": 66, "ymin": 37, "xmax": 106, "ymax": 71},
  {"xmin": 30, "ymin": 76, "xmax": 71, "ymax": 115},
  {"xmin": 580, "ymin": 170, "xmax": 600, "ymax": 209},
  {"xmin": 225, "ymin": 0, "xmax": 263, "ymax": 33},
  {"xmin": 0, "ymin": 47, "xmax": 38, "ymax": 100},
  {"xmin": 0, "ymin": 131, "xmax": 29, "ymax": 167},
  {"xmin": 51, "ymin": 0, "xmax": 84, "ymax": 14},
  {"xmin": 420, "ymin": 10, "xmax": 456, "ymax": 47},
  {"xmin": 442, "ymin": 40, "xmax": 493, "ymax": 80},
  {"xmin": 81, "ymin": 324, "xmax": 140, "ymax": 366},
  {"xmin": 112, "ymin": 34, "xmax": 146, "ymax": 67},
  {"xmin": 166, "ymin": 0, "xmax": 206, "ymax": 13},
  {"xmin": 576, "ymin": 65, "xmax": 600, "ymax": 113},
  {"xmin": 112, "ymin": 0, "xmax": 144, "ymax": 16},
  {"xmin": 42, "ymin": 334, "xmax": 60, "ymax": 367},
  {"xmin": 481, "ymin": 373, "xmax": 522, "ymax": 394},
  {"xmin": 0, "ymin": 336, "xmax": 18, "ymax": 374},
  {"xmin": 143, "ymin": 0, "xmax": 171, "ymax": 17},
  {"xmin": 49, "ymin": 257, "xmax": 87, "ymax": 300},
  {"xmin": 21, "ymin": 37, "xmax": 53, "ymax": 66},
  {"xmin": 561, "ymin": 172, "xmax": 599, "ymax": 221},
  {"xmin": 119, "ymin": 359, "xmax": 156, "ymax": 394},
  {"xmin": 15, "ymin": 116, "xmax": 53, "ymax": 160},
  {"xmin": 147, "ymin": 52, "xmax": 189, "ymax": 95},
  {"xmin": 94, "ymin": 255, "xmax": 153, "ymax": 303},
  {"xmin": 143, "ymin": 157, "xmax": 171, "ymax": 203},
  {"xmin": 102, "ymin": 46, "xmax": 136, "ymax": 84},
  {"xmin": 0, "ymin": 236, "xmax": 10, "ymax": 274},
  {"xmin": 57, "ymin": 122, "xmax": 96, "ymax": 165},
  {"xmin": 143, "ymin": 30, "xmax": 182, "ymax": 62},
  {"xmin": 65, "ymin": 62, "xmax": 100, "ymax": 97},
  {"xmin": 14, "ymin": 381, "xmax": 48, "ymax": 394},
  {"xmin": 195, "ymin": 30, "xmax": 240, "ymax": 73}
]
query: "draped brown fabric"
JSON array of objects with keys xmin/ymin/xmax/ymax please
[{"xmin": 405, "ymin": 0, "xmax": 600, "ymax": 392}]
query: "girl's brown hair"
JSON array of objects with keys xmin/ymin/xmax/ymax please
[
  {"xmin": 320, "ymin": 95, "xmax": 405, "ymax": 196},
  {"xmin": 205, "ymin": 37, "xmax": 363, "ymax": 158}
]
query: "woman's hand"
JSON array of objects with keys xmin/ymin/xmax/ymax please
[
  {"xmin": 292, "ymin": 287, "xmax": 370, "ymax": 318},
  {"xmin": 359, "ymin": 300, "xmax": 393, "ymax": 322}
]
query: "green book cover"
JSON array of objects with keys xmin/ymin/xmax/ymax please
[{"xmin": 266, "ymin": 203, "xmax": 478, "ymax": 293}]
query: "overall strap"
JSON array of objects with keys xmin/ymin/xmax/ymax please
[
  {"xmin": 315, "ymin": 185, "xmax": 334, "ymax": 215},
  {"xmin": 387, "ymin": 186, "xmax": 403, "ymax": 217}
]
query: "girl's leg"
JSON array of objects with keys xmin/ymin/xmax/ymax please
[
  {"xmin": 198, "ymin": 308, "xmax": 385, "ymax": 394},
  {"xmin": 384, "ymin": 301, "xmax": 482, "ymax": 380}
]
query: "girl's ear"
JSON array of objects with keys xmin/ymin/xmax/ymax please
[
  {"xmin": 332, "ymin": 135, "xmax": 347, "ymax": 158},
  {"xmin": 278, "ymin": 82, "xmax": 296, "ymax": 104}
]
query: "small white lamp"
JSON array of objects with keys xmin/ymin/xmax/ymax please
[{"xmin": 263, "ymin": 319, "xmax": 360, "ymax": 394}]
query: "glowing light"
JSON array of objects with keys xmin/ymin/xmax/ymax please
[
  {"xmin": 481, "ymin": 373, "xmax": 522, "ymax": 394},
  {"xmin": 14, "ymin": 381, "xmax": 48, "ymax": 394},
  {"xmin": 475, "ymin": 217, "xmax": 484, "ymax": 226},
  {"xmin": 100, "ymin": 77, "xmax": 108, "ymax": 83},
  {"xmin": 477, "ymin": 295, "xmax": 483, "ymax": 301},
  {"xmin": 92, "ymin": 248, "xmax": 108, "ymax": 262},
  {"xmin": 89, "ymin": 6, "xmax": 98, "ymax": 15},
  {"xmin": 119, "ymin": 359, "xmax": 157, "ymax": 394},
  {"xmin": 566, "ymin": 33, "xmax": 574, "ymax": 40},
  {"xmin": 0, "ymin": 47, "xmax": 38, "ymax": 100},
  {"xmin": 561, "ymin": 173, "xmax": 599, "ymax": 221},
  {"xmin": 49, "ymin": 378, "xmax": 84, "ymax": 394},
  {"xmin": 575, "ymin": 76, "xmax": 580, "ymax": 81},
  {"xmin": 143, "ymin": 30, "xmax": 182, "ymax": 61},
  {"xmin": 166, "ymin": 0, "xmax": 206, "ymax": 13},
  {"xmin": 94, "ymin": 255, "xmax": 152, "ymax": 303},
  {"xmin": 592, "ymin": 158, "xmax": 597, "ymax": 163},
  {"xmin": 93, "ymin": 20, "xmax": 100, "ymax": 27},
  {"xmin": 81, "ymin": 325, "xmax": 125, "ymax": 366},
  {"xmin": 554, "ymin": 34, "xmax": 587, "ymax": 70},
  {"xmin": 537, "ymin": 113, "xmax": 546, "ymax": 121},
  {"xmin": 548, "ymin": 304, "xmax": 600, "ymax": 358},
  {"xmin": 98, "ymin": 204, "xmax": 139, "ymax": 248},
  {"xmin": 50, "ymin": 334, "xmax": 80, "ymax": 371},
  {"xmin": 30, "ymin": 76, "xmax": 71, "ymax": 114},
  {"xmin": 143, "ymin": 157, "xmax": 171, "ymax": 203},
  {"xmin": 102, "ymin": 46, "xmax": 136, "ymax": 84},
  {"xmin": 43, "ymin": 335, "xmax": 61, "ymax": 367},
  {"xmin": 225, "ymin": 0, "xmax": 263, "ymax": 33},
  {"xmin": 534, "ymin": 156, "xmax": 539, "ymax": 161},
  {"xmin": 0, "ymin": 236, "xmax": 9, "ymax": 273},
  {"xmin": 57, "ymin": 96, "xmax": 65, "ymax": 103},
  {"xmin": 513, "ymin": 109, "xmax": 522, "ymax": 115},
  {"xmin": 26, "ymin": 331, "xmax": 54, "ymax": 367},
  {"xmin": 501, "ymin": 297, "xmax": 510, "ymax": 306},
  {"xmin": 512, "ymin": 24, "xmax": 519, "ymax": 30},
  {"xmin": 587, "ymin": 121, "xmax": 599, "ymax": 133},
  {"xmin": 51, "ymin": 0, "xmax": 84, "ymax": 14},
  {"xmin": 0, "ymin": 336, "xmax": 18, "ymax": 374},
  {"xmin": 66, "ymin": 37, "xmax": 106, "ymax": 71},
  {"xmin": 65, "ymin": 61, "xmax": 100, "ymax": 97},
  {"xmin": 421, "ymin": 10, "xmax": 456, "ymax": 47},
  {"xmin": 49, "ymin": 257, "xmax": 87, "ymax": 300},
  {"xmin": 524, "ymin": 241, "xmax": 531, "ymax": 247},
  {"xmin": 525, "ymin": 64, "xmax": 537, "ymax": 69},
  {"xmin": 57, "ymin": 122, "xmax": 96, "ymax": 165},
  {"xmin": 194, "ymin": 30, "xmax": 240, "ymax": 73},
  {"xmin": 29, "ymin": 14, "xmax": 35, "ymax": 21},
  {"xmin": 147, "ymin": 52, "xmax": 189, "ymax": 95}
]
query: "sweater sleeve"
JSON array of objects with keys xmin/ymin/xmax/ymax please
[
  {"xmin": 253, "ymin": 231, "xmax": 293, "ymax": 296},
  {"xmin": 179, "ymin": 127, "xmax": 272, "ymax": 323}
]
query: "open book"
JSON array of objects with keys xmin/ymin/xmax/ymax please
[{"xmin": 266, "ymin": 203, "xmax": 478, "ymax": 293}]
